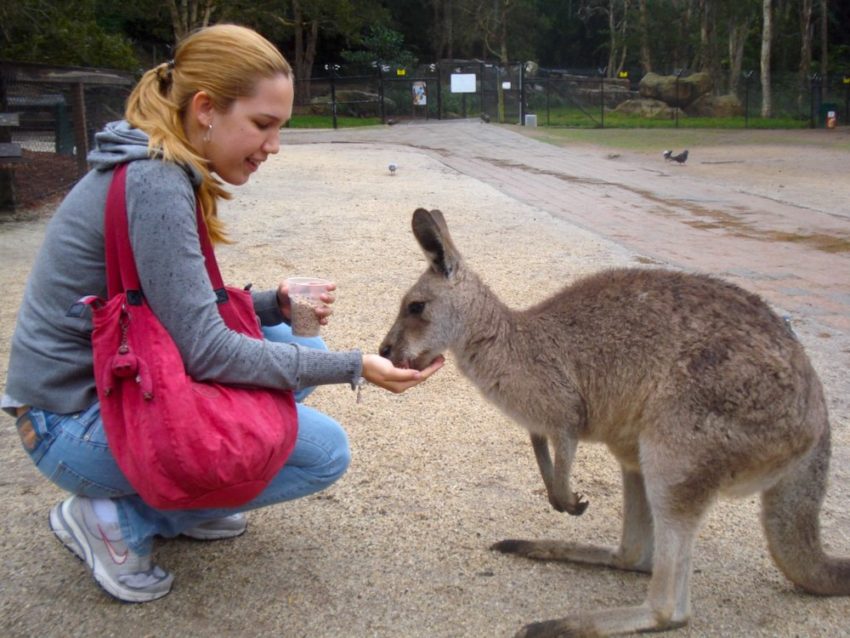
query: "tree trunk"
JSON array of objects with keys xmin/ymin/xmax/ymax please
[
  {"xmin": 798, "ymin": 0, "xmax": 813, "ymax": 111},
  {"xmin": 819, "ymin": 0, "xmax": 828, "ymax": 100},
  {"xmin": 497, "ymin": 2, "xmax": 508, "ymax": 123},
  {"xmin": 446, "ymin": 0, "xmax": 454, "ymax": 61},
  {"xmin": 727, "ymin": 16, "xmax": 750, "ymax": 98},
  {"xmin": 167, "ymin": 0, "xmax": 214, "ymax": 42},
  {"xmin": 289, "ymin": 0, "xmax": 319, "ymax": 104},
  {"xmin": 697, "ymin": 0, "xmax": 721, "ymax": 91},
  {"xmin": 760, "ymin": 0, "xmax": 773, "ymax": 117},
  {"xmin": 606, "ymin": 0, "xmax": 616, "ymax": 76},
  {"xmin": 638, "ymin": 0, "xmax": 652, "ymax": 74}
]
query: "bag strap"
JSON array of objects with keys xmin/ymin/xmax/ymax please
[{"xmin": 104, "ymin": 163, "xmax": 227, "ymax": 301}]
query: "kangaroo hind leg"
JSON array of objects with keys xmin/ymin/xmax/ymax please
[{"xmin": 511, "ymin": 470, "xmax": 711, "ymax": 637}]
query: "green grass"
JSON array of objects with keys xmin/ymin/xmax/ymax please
[
  {"xmin": 519, "ymin": 124, "xmax": 850, "ymax": 155},
  {"xmin": 287, "ymin": 114, "xmax": 382, "ymax": 128},
  {"xmin": 533, "ymin": 106, "xmax": 810, "ymax": 130}
]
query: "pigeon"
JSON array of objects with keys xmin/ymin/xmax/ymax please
[
  {"xmin": 663, "ymin": 149, "xmax": 688, "ymax": 164},
  {"xmin": 388, "ymin": 162, "xmax": 398, "ymax": 176},
  {"xmin": 480, "ymin": 113, "xmax": 491, "ymax": 123}
]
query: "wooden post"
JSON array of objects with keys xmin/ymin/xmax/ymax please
[
  {"xmin": 0, "ymin": 72, "xmax": 16, "ymax": 212},
  {"xmin": 71, "ymin": 82, "xmax": 88, "ymax": 172}
]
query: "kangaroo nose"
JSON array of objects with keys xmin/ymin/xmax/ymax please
[{"xmin": 379, "ymin": 344, "xmax": 391, "ymax": 359}]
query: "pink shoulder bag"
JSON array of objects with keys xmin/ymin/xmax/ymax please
[{"xmin": 86, "ymin": 163, "xmax": 298, "ymax": 509}]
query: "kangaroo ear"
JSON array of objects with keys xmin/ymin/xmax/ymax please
[{"xmin": 412, "ymin": 208, "xmax": 461, "ymax": 278}]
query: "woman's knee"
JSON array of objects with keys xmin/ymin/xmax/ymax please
[{"xmin": 295, "ymin": 405, "xmax": 350, "ymax": 483}]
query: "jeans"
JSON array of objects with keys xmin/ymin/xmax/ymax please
[{"xmin": 16, "ymin": 322, "xmax": 350, "ymax": 555}]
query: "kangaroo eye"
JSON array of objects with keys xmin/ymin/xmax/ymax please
[{"xmin": 407, "ymin": 301, "xmax": 425, "ymax": 316}]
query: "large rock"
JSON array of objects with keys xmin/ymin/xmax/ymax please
[
  {"xmin": 613, "ymin": 98, "xmax": 686, "ymax": 120},
  {"xmin": 686, "ymin": 93, "xmax": 744, "ymax": 117},
  {"xmin": 639, "ymin": 72, "xmax": 713, "ymax": 108},
  {"xmin": 310, "ymin": 90, "xmax": 394, "ymax": 117}
]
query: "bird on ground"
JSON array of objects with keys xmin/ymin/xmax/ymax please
[
  {"xmin": 480, "ymin": 113, "xmax": 491, "ymax": 123},
  {"xmin": 663, "ymin": 149, "xmax": 689, "ymax": 164},
  {"xmin": 388, "ymin": 162, "xmax": 398, "ymax": 176}
]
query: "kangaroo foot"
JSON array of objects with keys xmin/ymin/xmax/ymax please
[
  {"xmin": 513, "ymin": 604, "xmax": 688, "ymax": 637},
  {"xmin": 491, "ymin": 539, "xmax": 649, "ymax": 572}
]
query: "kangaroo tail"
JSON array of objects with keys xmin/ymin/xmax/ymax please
[{"xmin": 761, "ymin": 427, "xmax": 850, "ymax": 595}]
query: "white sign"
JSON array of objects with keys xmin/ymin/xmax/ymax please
[
  {"xmin": 412, "ymin": 81, "xmax": 427, "ymax": 106},
  {"xmin": 502, "ymin": 81, "xmax": 512, "ymax": 90},
  {"xmin": 450, "ymin": 73, "xmax": 477, "ymax": 93}
]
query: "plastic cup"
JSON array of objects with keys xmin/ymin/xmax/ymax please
[{"xmin": 286, "ymin": 277, "xmax": 331, "ymax": 337}]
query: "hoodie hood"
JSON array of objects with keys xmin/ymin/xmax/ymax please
[{"xmin": 88, "ymin": 120, "xmax": 202, "ymax": 186}]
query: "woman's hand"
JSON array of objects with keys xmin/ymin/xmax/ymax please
[
  {"xmin": 276, "ymin": 280, "xmax": 337, "ymax": 326},
  {"xmin": 361, "ymin": 354, "xmax": 444, "ymax": 393}
]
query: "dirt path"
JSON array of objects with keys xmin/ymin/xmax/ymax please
[{"xmin": 1, "ymin": 122, "xmax": 848, "ymax": 638}]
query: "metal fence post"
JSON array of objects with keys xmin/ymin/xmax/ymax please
[
  {"xmin": 673, "ymin": 69, "xmax": 684, "ymax": 128},
  {"xmin": 435, "ymin": 62, "xmax": 442, "ymax": 120},
  {"xmin": 520, "ymin": 62, "xmax": 526, "ymax": 125},
  {"xmin": 0, "ymin": 70, "xmax": 16, "ymax": 211},
  {"xmin": 809, "ymin": 73, "xmax": 821, "ymax": 128},
  {"xmin": 330, "ymin": 68, "xmax": 337, "ymax": 130},
  {"xmin": 743, "ymin": 70, "xmax": 753, "ymax": 127},
  {"xmin": 844, "ymin": 72, "xmax": 849, "ymax": 125},
  {"xmin": 71, "ymin": 82, "xmax": 88, "ymax": 173},
  {"xmin": 598, "ymin": 67, "xmax": 606, "ymax": 128}
]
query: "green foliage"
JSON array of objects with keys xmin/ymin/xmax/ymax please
[
  {"xmin": 341, "ymin": 25, "xmax": 417, "ymax": 72},
  {"xmin": 0, "ymin": 0, "xmax": 138, "ymax": 70}
]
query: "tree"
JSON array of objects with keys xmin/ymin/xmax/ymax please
[
  {"xmin": 258, "ymin": 0, "xmax": 386, "ymax": 100},
  {"xmin": 798, "ymin": 0, "xmax": 814, "ymax": 109},
  {"xmin": 726, "ymin": 11, "xmax": 752, "ymax": 97},
  {"xmin": 340, "ymin": 25, "xmax": 417, "ymax": 71},
  {"xmin": 0, "ymin": 0, "xmax": 137, "ymax": 69},
  {"xmin": 637, "ymin": 0, "xmax": 652, "ymax": 73},
  {"xmin": 167, "ymin": 0, "xmax": 215, "ymax": 41},
  {"xmin": 760, "ymin": 0, "xmax": 772, "ymax": 117}
]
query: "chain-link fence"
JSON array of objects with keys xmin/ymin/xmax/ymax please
[
  {"xmin": 1, "ymin": 61, "xmax": 134, "ymax": 212},
  {"xmin": 3, "ymin": 58, "xmax": 847, "ymax": 211},
  {"xmin": 525, "ymin": 67, "xmax": 848, "ymax": 128},
  {"xmin": 296, "ymin": 61, "xmax": 849, "ymax": 131}
]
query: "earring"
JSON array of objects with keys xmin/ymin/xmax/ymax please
[{"xmin": 203, "ymin": 123, "xmax": 213, "ymax": 143}]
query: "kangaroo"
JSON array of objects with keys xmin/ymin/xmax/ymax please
[{"xmin": 379, "ymin": 208, "xmax": 850, "ymax": 637}]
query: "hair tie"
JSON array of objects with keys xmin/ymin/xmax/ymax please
[{"xmin": 158, "ymin": 60, "xmax": 175, "ymax": 91}]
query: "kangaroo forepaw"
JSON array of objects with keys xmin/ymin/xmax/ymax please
[{"xmin": 550, "ymin": 492, "xmax": 589, "ymax": 516}]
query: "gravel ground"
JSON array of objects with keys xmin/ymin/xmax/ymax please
[{"xmin": 1, "ymin": 122, "xmax": 849, "ymax": 638}]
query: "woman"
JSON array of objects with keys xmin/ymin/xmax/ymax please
[{"xmin": 2, "ymin": 24, "xmax": 442, "ymax": 603}]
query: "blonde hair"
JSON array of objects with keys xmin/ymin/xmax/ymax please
[{"xmin": 125, "ymin": 24, "xmax": 292, "ymax": 243}]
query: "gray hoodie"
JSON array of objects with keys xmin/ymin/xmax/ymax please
[{"xmin": 3, "ymin": 121, "xmax": 361, "ymax": 414}]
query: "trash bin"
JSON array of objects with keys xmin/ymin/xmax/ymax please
[
  {"xmin": 818, "ymin": 102, "xmax": 838, "ymax": 128},
  {"xmin": 524, "ymin": 113, "xmax": 537, "ymax": 127}
]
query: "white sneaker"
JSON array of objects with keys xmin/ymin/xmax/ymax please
[
  {"xmin": 49, "ymin": 496, "xmax": 173, "ymax": 602},
  {"xmin": 181, "ymin": 513, "xmax": 248, "ymax": 541}
]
